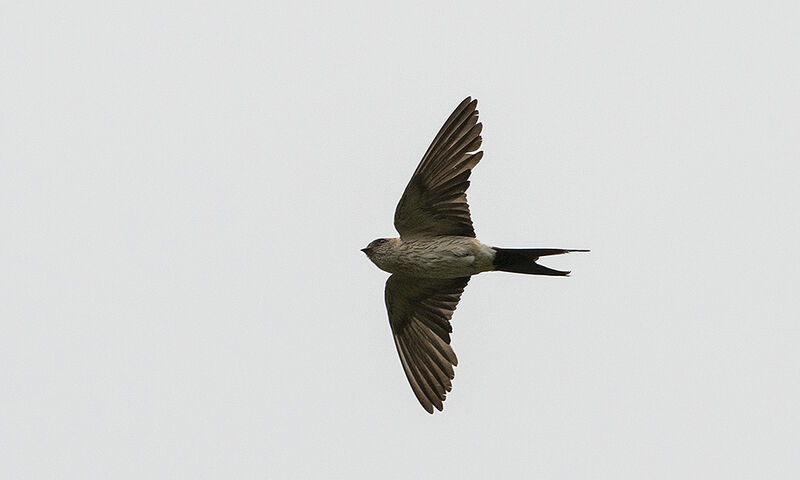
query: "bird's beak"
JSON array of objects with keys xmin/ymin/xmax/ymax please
[{"xmin": 360, "ymin": 247, "xmax": 370, "ymax": 254}]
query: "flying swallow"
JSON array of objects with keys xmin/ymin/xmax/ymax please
[{"xmin": 362, "ymin": 97, "xmax": 587, "ymax": 413}]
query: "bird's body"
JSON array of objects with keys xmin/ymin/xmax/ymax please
[
  {"xmin": 365, "ymin": 236, "xmax": 496, "ymax": 278},
  {"xmin": 362, "ymin": 97, "xmax": 587, "ymax": 414}
]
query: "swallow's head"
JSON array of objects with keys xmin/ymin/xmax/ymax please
[
  {"xmin": 361, "ymin": 238, "xmax": 390, "ymax": 257},
  {"xmin": 362, "ymin": 238, "xmax": 400, "ymax": 272}
]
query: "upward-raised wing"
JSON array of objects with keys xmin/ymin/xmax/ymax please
[{"xmin": 394, "ymin": 97, "xmax": 483, "ymax": 239}]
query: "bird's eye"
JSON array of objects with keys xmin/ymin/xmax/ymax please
[{"xmin": 377, "ymin": 239, "xmax": 387, "ymax": 244}]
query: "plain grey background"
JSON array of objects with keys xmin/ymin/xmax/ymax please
[{"xmin": 2, "ymin": 1, "xmax": 799, "ymax": 478}]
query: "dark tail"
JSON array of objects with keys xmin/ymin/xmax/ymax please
[{"xmin": 492, "ymin": 248, "xmax": 589, "ymax": 276}]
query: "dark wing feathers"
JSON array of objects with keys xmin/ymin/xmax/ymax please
[
  {"xmin": 394, "ymin": 97, "xmax": 483, "ymax": 239},
  {"xmin": 385, "ymin": 275, "xmax": 469, "ymax": 413},
  {"xmin": 415, "ymin": 97, "xmax": 476, "ymax": 173}
]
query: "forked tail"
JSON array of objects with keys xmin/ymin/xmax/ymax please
[{"xmin": 492, "ymin": 248, "xmax": 589, "ymax": 276}]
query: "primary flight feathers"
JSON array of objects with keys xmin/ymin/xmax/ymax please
[{"xmin": 394, "ymin": 97, "xmax": 483, "ymax": 239}]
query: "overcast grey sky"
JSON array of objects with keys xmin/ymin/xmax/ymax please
[{"xmin": 2, "ymin": 1, "xmax": 799, "ymax": 478}]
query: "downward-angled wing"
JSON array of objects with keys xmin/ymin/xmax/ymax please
[
  {"xmin": 384, "ymin": 274, "xmax": 470, "ymax": 413},
  {"xmin": 394, "ymin": 97, "xmax": 483, "ymax": 239}
]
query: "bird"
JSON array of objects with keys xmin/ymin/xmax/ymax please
[{"xmin": 361, "ymin": 97, "xmax": 587, "ymax": 414}]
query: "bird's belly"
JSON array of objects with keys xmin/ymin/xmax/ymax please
[
  {"xmin": 389, "ymin": 252, "xmax": 476, "ymax": 278},
  {"xmin": 377, "ymin": 239, "xmax": 494, "ymax": 278}
]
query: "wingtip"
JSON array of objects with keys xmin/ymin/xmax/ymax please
[{"xmin": 457, "ymin": 96, "xmax": 477, "ymax": 111}]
